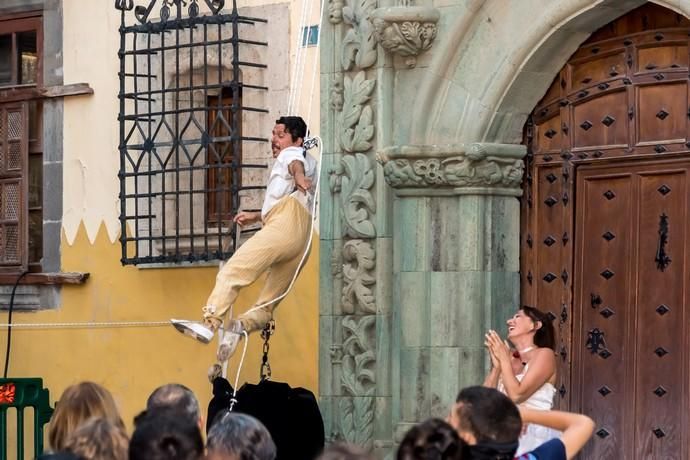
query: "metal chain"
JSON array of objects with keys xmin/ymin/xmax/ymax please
[{"xmin": 259, "ymin": 319, "xmax": 275, "ymax": 381}]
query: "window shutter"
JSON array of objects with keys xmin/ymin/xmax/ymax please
[{"xmin": 0, "ymin": 102, "xmax": 29, "ymax": 272}]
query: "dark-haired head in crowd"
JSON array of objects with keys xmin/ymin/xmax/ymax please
[
  {"xmin": 206, "ymin": 411, "xmax": 276, "ymax": 460},
  {"xmin": 129, "ymin": 410, "xmax": 203, "ymax": 460},
  {"xmin": 146, "ymin": 383, "xmax": 202, "ymax": 430},
  {"xmin": 449, "ymin": 386, "xmax": 521, "ymax": 460},
  {"xmin": 318, "ymin": 442, "xmax": 373, "ymax": 460},
  {"xmin": 397, "ymin": 418, "xmax": 467, "ymax": 460},
  {"xmin": 63, "ymin": 418, "xmax": 129, "ymax": 460}
]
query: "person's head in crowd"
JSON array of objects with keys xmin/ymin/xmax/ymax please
[
  {"xmin": 146, "ymin": 383, "xmax": 202, "ymax": 429},
  {"xmin": 63, "ymin": 418, "xmax": 129, "ymax": 460},
  {"xmin": 206, "ymin": 411, "xmax": 276, "ymax": 460},
  {"xmin": 397, "ymin": 418, "xmax": 467, "ymax": 460},
  {"xmin": 317, "ymin": 442, "xmax": 373, "ymax": 460},
  {"xmin": 48, "ymin": 382, "xmax": 125, "ymax": 452},
  {"xmin": 449, "ymin": 386, "xmax": 521, "ymax": 460},
  {"xmin": 129, "ymin": 409, "xmax": 203, "ymax": 460}
]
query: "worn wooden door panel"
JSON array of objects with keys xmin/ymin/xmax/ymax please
[{"xmin": 522, "ymin": 4, "xmax": 690, "ymax": 459}]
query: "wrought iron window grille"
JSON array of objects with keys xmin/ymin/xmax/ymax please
[{"xmin": 115, "ymin": 0, "xmax": 269, "ymax": 265}]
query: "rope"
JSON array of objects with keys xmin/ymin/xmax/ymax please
[{"xmin": 0, "ymin": 320, "xmax": 172, "ymax": 329}]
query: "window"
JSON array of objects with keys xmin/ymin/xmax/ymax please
[
  {"xmin": 301, "ymin": 25, "xmax": 319, "ymax": 47},
  {"xmin": 0, "ymin": 13, "xmax": 42, "ymax": 275},
  {"xmin": 207, "ymin": 88, "xmax": 242, "ymax": 225},
  {"xmin": 116, "ymin": 3, "xmax": 270, "ymax": 265}
]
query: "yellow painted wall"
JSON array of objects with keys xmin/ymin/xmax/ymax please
[{"xmin": 0, "ymin": 222, "xmax": 318, "ymax": 441}]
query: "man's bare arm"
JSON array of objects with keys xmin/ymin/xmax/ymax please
[{"xmin": 288, "ymin": 159, "xmax": 312, "ymax": 193}]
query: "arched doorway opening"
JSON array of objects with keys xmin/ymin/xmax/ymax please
[{"xmin": 522, "ymin": 4, "xmax": 690, "ymax": 458}]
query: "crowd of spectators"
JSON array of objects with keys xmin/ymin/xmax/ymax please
[{"xmin": 37, "ymin": 380, "xmax": 593, "ymax": 460}]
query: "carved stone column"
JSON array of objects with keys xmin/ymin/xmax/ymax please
[{"xmin": 377, "ymin": 142, "xmax": 526, "ymax": 439}]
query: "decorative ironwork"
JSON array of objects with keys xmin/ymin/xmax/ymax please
[
  {"xmin": 546, "ymin": 311, "xmax": 557, "ymax": 322},
  {"xmin": 580, "ymin": 120, "xmax": 593, "ymax": 130},
  {"xmin": 653, "ymin": 428, "xmax": 666, "ymax": 439},
  {"xmin": 599, "ymin": 349, "xmax": 612, "ymax": 359},
  {"xmin": 656, "ymin": 304, "xmax": 670, "ymax": 316},
  {"xmin": 656, "ymin": 109, "xmax": 669, "ymax": 120},
  {"xmin": 559, "ymin": 384, "xmax": 566, "ymax": 397},
  {"xmin": 562, "ymin": 192, "xmax": 569, "ymax": 206},
  {"xmin": 591, "ymin": 293, "xmax": 602, "ymax": 308},
  {"xmin": 655, "ymin": 213, "xmax": 671, "ymax": 271},
  {"xmin": 598, "ymin": 385, "xmax": 611, "ymax": 397},
  {"xmin": 603, "ymin": 190, "xmax": 615, "ymax": 200},
  {"xmin": 586, "ymin": 328, "xmax": 606, "ymax": 354},
  {"xmin": 602, "ymin": 231, "xmax": 616, "ymax": 241},
  {"xmin": 561, "ymin": 269, "xmax": 568, "ymax": 283},
  {"xmin": 600, "ymin": 307, "xmax": 614, "ymax": 318},
  {"xmin": 544, "ymin": 196, "xmax": 558, "ymax": 207},
  {"xmin": 600, "ymin": 269, "xmax": 615, "ymax": 280},
  {"xmin": 527, "ymin": 270, "xmax": 533, "ymax": 284},
  {"xmin": 654, "ymin": 347, "xmax": 668, "ymax": 357},
  {"xmin": 526, "ymin": 234, "xmax": 533, "ymax": 248},
  {"xmin": 116, "ymin": 0, "xmax": 269, "ymax": 265},
  {"xmin": 545, "ymin": 173, "xmax": 557, "ymax": 183},
  {"xmin": 543, "ymin": 236, "xmax": 556, "ymax": 247},
  {"xmin": 598, "ymin": 83, "xmax": 609, "ymax": 90},
  {"xmin": 562, "ymin": 232, "xmax": 569, "ymax": 245},
  {"xmin": 658, "ymin": 184, "xmax": 671, "ymax": 196},
  {"xmin": 654, "ymin": 144, "xmax": 667, "ymax": 153},
  {"xmin": 560, "ymin": 304, "xmax": 567, "ymax": 323},
  {"xmin": 543, "ymin": 272, "xmax": 557, "ymax": 283},
  {"xmin": 654, "ymin": 73, "xmax": 665, "ymax": 81},
  {"xmin": 601, "ymin": 115, "xmax": 615, "ymax": 127},
  {"xmin": 544, "ymin": 129, "xmax": 557, "ymax": 139},
  {"xmin": 653, "ymin": 386, "xmax": 667, "ymax": 397},
  {"xmin": 596, "ymin": 428, "xmax": 610, "ymax": 439},
  {"xmin": 559, "ymin": 345, "xmax": 567, "ymax": 361}
]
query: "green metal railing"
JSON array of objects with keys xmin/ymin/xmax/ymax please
[{"xmin": 0, "ymin": 378, "xmax": 53, "ymax": 460}]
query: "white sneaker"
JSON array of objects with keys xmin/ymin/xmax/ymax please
[{"xmin": 170, "ymin": 319, "xmax": 214, "ymax": 344}]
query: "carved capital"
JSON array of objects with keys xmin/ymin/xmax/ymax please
[
  {"xmin": 377, "ymin": 143, "xmax": 527, "ymax": 196},
  {"xmin": 371, "ymin": 6, "xmax": 440, "ymax": 68}
]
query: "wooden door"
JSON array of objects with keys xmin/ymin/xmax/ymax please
[
  {"xmin": 522, "ymin": 4, "xmax": 690, "ymax": 459},
  {"xmin": 572, "ymin": 158, "xmax": 690, "ymax": 459}
]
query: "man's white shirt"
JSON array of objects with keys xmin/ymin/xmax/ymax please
[{"xmin": 261, "ymin": 146, "xmax": 318, "ymax": 219}]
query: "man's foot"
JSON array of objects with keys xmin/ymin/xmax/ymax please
[
  {"xmin": 170, "ymin": 319, "xmax": 214, "ymax": 344},
  {"xmin": 217, "ymin": 320, "xmax": 245, "ymax": 362},
  {"xmin": 208, "ymin": 363, "xmax": 222, "ymax": 383}
]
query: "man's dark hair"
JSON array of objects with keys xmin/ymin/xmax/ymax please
[
  {"xmin": 146, "ymin": 384, "xmax": 200, "ymax": 423},
  {"xmin": 455, "ymin": 386, "xmax": 521, "ymax": 445},
  {"xmin": 397, "ymin": 418, "xmax": 467, "ymax": 460},
  {"xmin": 207, "ymin": 411, "xmax": 276, "ymax": 460},
  {"xmin": 129, "ymin": 410, "xmax": 203, "ymax": 460},
  {"xmin": 275, "ymin": 116, "xmax": 307, "ymax": 143}
]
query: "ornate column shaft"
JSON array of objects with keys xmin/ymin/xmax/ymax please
[{"xmin": 378, "ymin": 142, "xmax": 526, "ymax": 439}]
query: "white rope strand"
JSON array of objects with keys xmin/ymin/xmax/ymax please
[{"xmin": 0, "ymin": 321, "xmax": 170, "ymax": 329}]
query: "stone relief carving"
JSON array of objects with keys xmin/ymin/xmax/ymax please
[
  {"xmin": 378, "ymin": 143, "xmax": 525, "ymax": 189},
  {"xmin": 341, "ymin": 239, "xmax": 376, "ymax": 314},
  {"xmin": 336, "ymin": 315, "xmax": 377, "ymax": 447},
  {"xmin": 371, "ymin": 7, "xmax": 440, "ymax": 68},
  {"xmin": 340, "ymin": 72, "xmax": 375, "ymax": 153},
  {"xmin": 330, "ymin": 153, "xmax": 377, "ymax": 238},
  {"xmin": 331, "ymin": 75, "xmax": 345, "ymax": 112},
  {"xmin": 341, "ymin": 0, "xmax": 378, "ymax": 70},
  {"xmin": 329, "ymin": 0, "xmax": 344, "ymax": 24}
]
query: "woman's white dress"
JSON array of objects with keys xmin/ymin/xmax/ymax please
[{"xmin": 498, "ymin": 363, "xmax": 560, "ymax": 456}]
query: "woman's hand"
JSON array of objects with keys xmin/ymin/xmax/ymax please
[
  {"xmin": 484, "ymin": 332, "xmax": 501, "ymax": 369},
  {"xmin": 486, "ymin": 330, "xmax": 512, "ymax": 367}
]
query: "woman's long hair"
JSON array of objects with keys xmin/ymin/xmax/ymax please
[
  {"xmin": 48, "ymin": 382, "xmax": 125, "ymax": 452},
  {"xmin": 521, "ymin": 306, "xmax": 556, "ymax": 350}
]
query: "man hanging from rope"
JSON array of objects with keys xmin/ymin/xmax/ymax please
[{"xmin": 171, "ymin": 116, "xmax": 317, "ymax": 366}]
